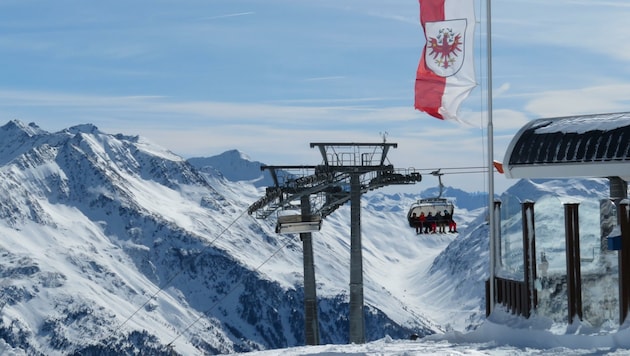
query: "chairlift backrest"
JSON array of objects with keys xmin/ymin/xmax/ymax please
[
  {"xmin": 275, "ymin": 213, "xmax": 322, "ymax": 234},
  {"xmin": 407, "ymin": 198, "xmax": 454, "ymax": 227}
]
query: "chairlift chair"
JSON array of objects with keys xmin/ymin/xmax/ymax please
[
  {"xmin": 406, "ymin": 169, "xmax": 455, "ymax": 228},
  {"xmin": 406, "ymin": 198, "xmax": 455, "ymax": 227},
  {"xmin": 275, "ymin": 209, "xmax": 322, "ymax": 234}
]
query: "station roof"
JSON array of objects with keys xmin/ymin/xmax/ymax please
[{"xmin": 503, "ymin": 112, "xmax": 630, "ymax": 180}]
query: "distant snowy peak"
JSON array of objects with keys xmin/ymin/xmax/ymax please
[
  {"xmin": 224, "ymin": 148, "xmax": 251, "ymax": 161},
  {"xmin": 418, "ymin": 186, "xmax": 489, "ymax": 211},
  {"xmin": 0, "ymin": 120, "xmax": 50, "ymax": 165},
  {"xmin": 502, "ymin": 177, "xmax": 609, "ymax": 201},
  {"xmin": 1, "ymin": 119, "xmax": 45, "ymax": 136},
  {"xmin": 188, "ymin": 149, "xmax": 252, "ymax": 167},
  {"xmin": 64, "ymin": 123, "xmax": 100, "ymax": 135},
  {"xmin": 188, "ymin": 149, "xmax": 275, "ymax": 187}
]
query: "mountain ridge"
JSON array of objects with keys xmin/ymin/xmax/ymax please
[
  {"xmin": 0, "ymin": 121, "xmax": 436, "ymax": 354},
  {"xmin": 2, "ymin": 120, "xmax": 612, "ymax": 355}
]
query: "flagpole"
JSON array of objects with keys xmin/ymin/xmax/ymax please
[{"xmin": 486, "ymin": 0, "xmax": 496, "ymax": 315}]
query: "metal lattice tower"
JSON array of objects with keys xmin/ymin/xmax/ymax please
[{"xmin": 247, "ymin": 142, "xmax": 421, "ymax": 345}]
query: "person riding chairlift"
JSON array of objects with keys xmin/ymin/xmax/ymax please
[
  {"xmin": 415, "ymin": 212, "xmax": 426, "ymax": 234},
  {"xmin": 436, "ymin": 211, "xmax": 446, "ymax": 233},
  {"xmin": 425, "ymin": 212, "xmax": 437, "ymax": 233},
  {"xmin": 444, "ymin": 209, "xmax": 457, "ymax": 233}
]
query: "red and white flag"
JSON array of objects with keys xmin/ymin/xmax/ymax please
[{"xmin": 414, "ymin": 0, "xmax": 476, "ymax": 120}]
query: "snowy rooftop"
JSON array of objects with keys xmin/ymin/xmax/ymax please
[{"xmin": 503, "ymin": 112, "xmax": 630, "ymax": 179}]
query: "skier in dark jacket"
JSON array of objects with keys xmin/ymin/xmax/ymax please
[
  {"xmin": 444, "ymin": 210, "xmax": 457, "ymax": 233},
  {"xmin": 436, "ymin": 211, "xmax": 446, "ymax": 233},
  {"xmin": 425, "ymin": 212, "xmax": 436, "ymax": 233}
]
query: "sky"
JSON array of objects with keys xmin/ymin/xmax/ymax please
[{"xmin": 2, "ymin": 0, "xmax": 630, "ymax": 194}]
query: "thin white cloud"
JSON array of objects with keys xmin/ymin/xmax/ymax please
[
  {"xmin": 524, "ymin": 83, "xmax": 630, "ymax": 117},
  {"xmin": 0, "ymin": 89, "xmax": 164, "ymax": 108},
  {"xmin": 0, "ymin": 88, "xmax": 426, "ymax": 126},
  {"xmin": 364, "ymin": 12, "xmax": 418, "ymax": 26},
  {"xmin": 494, "ymin": 83, "xmax": 511, "ymax": 98},
  {"xmin": 458, "ymin": 109, "xmax": 530, "ymax": 132},
  {"xmin": 493, "ymin": 0, "xmax": 630, "ymax": 61},
  {"xmin": 203, "ymin": 12, "xmax": 255, "ymax": 20},
  {"xmin": 304, "ymin": 76, "xmax": 346, "ymax": 82},
  {"xmin": 270, "ymin": 97, "xmax": 406, "ymax": 105}
]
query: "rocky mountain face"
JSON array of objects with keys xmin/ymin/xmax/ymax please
[{"xmin": 0, "ymin": 120, "xmax": 434, "ymax": 355}]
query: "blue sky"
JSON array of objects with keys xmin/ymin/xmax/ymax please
[{"xmin": 2, "ymin": 0, "xmax": 630, "ymax": 193}]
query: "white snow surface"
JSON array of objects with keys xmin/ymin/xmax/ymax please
[
  {"xmin": 534, "ymin": 112, "xmax": 630, "ymax": 134},
  {"xmin": 229, "ymin": 315, "xmax": 630, "ymax": 355}
]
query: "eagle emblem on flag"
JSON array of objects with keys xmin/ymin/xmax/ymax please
[{"xmin": 424, "ymin": 19, "xmax": 468, "ymax": 77}]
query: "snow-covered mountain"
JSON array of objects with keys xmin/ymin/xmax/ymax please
[
  {"xmin": 416, "ymin": 185, "xmax": 489, "ymax": 212},
  {"xmin": 0, "ymin": 121, "xmax": 445, "ymax": 355},
  {"xmin": 188, "ymin": 150, "xmax": 277, "ymax": 188},
  {"xmin": 0, "ymin": 120, "xmax": 615, "ymax": 355}
]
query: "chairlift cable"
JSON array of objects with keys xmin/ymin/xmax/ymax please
[
  {"xmin": 166, "ymin": 234, "xmax": 295, "ymax": 348},
  {"xmin": 415, "ymin": 166, "xmax": 487, "ymax": 172},
  {"xmin": 96, "ymin": 206, "xmax": 250, "ymax": 346},
  {"xmin": 440, "ymin": 170, "xmax": 488, "ymax": 175},
  {"xmin": 94, "ymin": 203, "xmax": 298, "ymax": 350}
]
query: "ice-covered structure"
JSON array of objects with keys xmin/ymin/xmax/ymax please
[{"xmin": 494, "ymin": 112, "xmax": 630, "ymax": 327}]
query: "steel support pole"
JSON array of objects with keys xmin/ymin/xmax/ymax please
[
  {"xmin": 521, "ymin": 201, "xmax": 537, "ymax": 317},
  {"xmin": 348, "ymin": 173, "xmax": 365, "ymax": 344},
  {"xmin": 486, "ymin": 0, "xmax": 496, "ymax": 316},
  {"xmin": 301, "ymin": 196, "xmax": 320, "ymax": 345},
  {"xmin": 564, "ymin": 203, "xmax": 583, "ymax": 323},
  {"xmin": 494, "ymin": 200, "xmax": 502, "ymax": 268},
  {"xmin": 619, "ymin": 201, "xmax": 630, "ymax": 324},
  {"xmin": 610, "ymin": 177, "xmax": 630, "ymax": 324}
]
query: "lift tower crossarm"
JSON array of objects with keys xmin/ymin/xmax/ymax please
[{"xmin": 310, "ymin": 142, "xmax": 398, "ymax": 168}]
